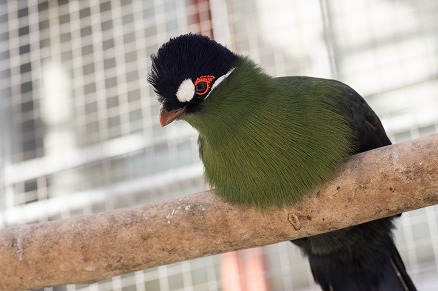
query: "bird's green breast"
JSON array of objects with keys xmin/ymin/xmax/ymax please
[{"xmin": 184, "ymin": 60, "xmax": 355, "ymax": 207}]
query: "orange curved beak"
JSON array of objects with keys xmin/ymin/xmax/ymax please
[{"xmin": 159, "ymin": 105, "xmax": 186, "ymax": 127}]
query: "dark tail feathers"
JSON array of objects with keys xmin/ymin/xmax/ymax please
[
  {"xmin": 308, "ymin": 236, "xmax": 415, "ymax": 291},
  {"xmin": 292, "ymin": 217, "xmax": 416, "ymax": 291}
]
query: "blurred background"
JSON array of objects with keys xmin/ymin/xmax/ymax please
[{"xmin": 1, "ymin": 0, "xmax": 438, "ymax": 290}]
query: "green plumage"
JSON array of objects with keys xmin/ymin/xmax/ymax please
[
  {"xmin": 149, "ymin": 34, "xmax": 416, "ymax": 290},
  {"xmin": 183, "ymin": 57, "xmax": 355, "ymax": 207}
]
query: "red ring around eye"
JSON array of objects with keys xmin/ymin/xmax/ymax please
[{"xmin": 194, "ymin": 75, "xmax": 215, "ymax": 95}]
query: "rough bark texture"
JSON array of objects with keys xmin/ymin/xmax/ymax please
[{"xmin": 1, "ymin": 134, "xmax": 437, "ymax": 290}]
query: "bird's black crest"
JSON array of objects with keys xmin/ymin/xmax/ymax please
[{"xmin": 148, "ymin": 34, "xmax": 237, "ymax": 111}]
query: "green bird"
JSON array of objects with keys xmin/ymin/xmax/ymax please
[{"xmin": 148, "ymin": 34, "xmax": 416, "ymax": 291}]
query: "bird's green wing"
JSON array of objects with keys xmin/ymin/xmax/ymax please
[{"xmin": 342, "ymin": 86, "xmax": 392, "ymax": 152}]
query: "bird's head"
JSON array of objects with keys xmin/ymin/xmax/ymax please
[{"xmin": 148, "ymin": 34, "xmax": 237, "ymax": 126}]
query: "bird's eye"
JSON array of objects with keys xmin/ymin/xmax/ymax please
[
  {"xmin": 194, "ymin": 75, "xmax": 215, "ymax": 96},
  {"xmin": 195, "ymin": 82, "xmax": 207, "ymax": 94}
]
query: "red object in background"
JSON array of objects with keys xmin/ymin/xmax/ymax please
[
  {"xmin": 188, "ymin": 0, "xmax": 214, "ymax": 38},
  {"xmin": 221, "ymin": 248, "xmax": 271, "ymax": 291}
]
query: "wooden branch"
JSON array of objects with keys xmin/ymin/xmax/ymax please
[{"xmin": 1, "ymin": 134, "xmax": 437, "ymax": 290}]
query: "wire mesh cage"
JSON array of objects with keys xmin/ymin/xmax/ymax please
[{"xmin": 1, "ymin": 0, "xmax": 437, "ymax": 290}]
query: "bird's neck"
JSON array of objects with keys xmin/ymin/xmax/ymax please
[{"xmin": 183, "ymin": 57, "xmax": 274, "ymax": 145}]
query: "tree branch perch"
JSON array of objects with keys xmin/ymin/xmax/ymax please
[{"xmin": 1, "ymin": 134, "xmax": 437, "ymax": 290}]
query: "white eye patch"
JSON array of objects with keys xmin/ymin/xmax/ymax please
[
  {"xmin": 175, "ymin": 68, "xmax": 235, "ymax": 103},
  {"xmin": 176, "ymin": 79, "xmax": 195, "ymax": 103}
]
